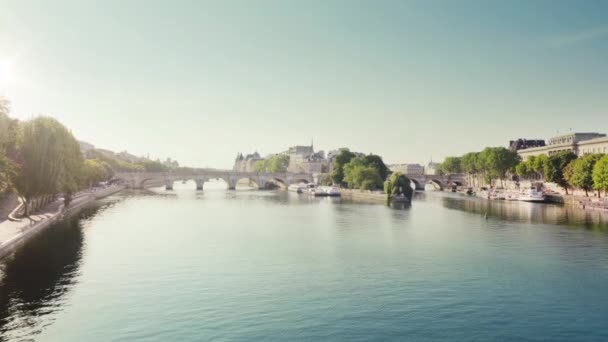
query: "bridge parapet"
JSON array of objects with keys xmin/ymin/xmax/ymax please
[{"xmin": 114, "ymin": 170, "xmax": 314, "ymax": 190}]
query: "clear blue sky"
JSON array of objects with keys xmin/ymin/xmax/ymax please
[{"xmin": 1, "ymin": 0, "xmax": 607, "ymax": 168}]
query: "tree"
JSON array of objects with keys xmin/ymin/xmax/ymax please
[
  {"xmin": 563, "ymin": 160, "xmax": 575, "ymax": 191},
  {"xmin": 343, "ymin": 162, "xmax": 383, "ymax": 190},
  {"xmin": 0, "ymin": 152, "xmax": 16, "ymax": 197},
  {"xmin": 361, "ymin": 154, "xmax": 389, "ymax": 181},
  {"xmin": 478, "ymin": 147, "xmax": 520, "ymax": 187},
  {"xmin": 532, "ymin": 154, "xmax": 548, "ymax": 180},
  {"xmin": 515, "ymin": 160, "xmax": 535, "ymax": 179},
  {"xmin": 83, "ymin": 159, "xmax": 112, "ymax": 188},
  {"xmin": 592, "ymin": 155, "xmax": 608, "ymax": 197},
  {"xmin": 461, "ymin": 152, "xmax": 480, "ymax": 187},
  {"xmin": 12, "ymin": 117, "xmax": 83, "ymax": 215},
  {"xmin": 137, "ymin": 159, "xmax": 168, "ymax": 172},
  {"xmin": 544, "ymin": 151, "xmax": 577, "ymax": 194},
  {"xmin": 570, "ymin": 154, "xmax": 602, "ymax": 197},
  {"xmin": 254, "ymin": 154, "xmax": 290, "ymax": 173},
  {"xmin": 440, "ymin": 157, "xmax": 462, "ymax": 174},
  {"xmin": 330, "ymin": 148, "xmax": 356, "ymax": 186},
  {"xmin": 384, "ymin": 172, "xmax": 414, "ymax": 202}
]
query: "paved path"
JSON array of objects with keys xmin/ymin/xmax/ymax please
[
  {"xmin": 0, "ymin": 187, "xmax": 113, "ymax": 249},
  {"xmin": 0, "ymin": 199, "xmax": 63, "ymax": 247}
]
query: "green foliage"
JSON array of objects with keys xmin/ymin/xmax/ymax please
[
  {"xmin": 476, "ymin": 147, "xmax": 520, "ymax": 185},
  {"xmin": 360, "ymin": 154, "xmax": 389, "ymax": 181},
  {"xmin": 341, "ymin": 154, "xmax": 389, "ymax": 190},
  {"xmin": 544, "ymin": 151, "xmax": 577, "ymax": 193},
  {"xmin": 254, "ymin": 154, "xmax": 290, "ymax": 173},
  {"xmin": 515, "ymin": 160, "xmax": 534, "ymax": 179},
  {"xmin": 82, "ymin": 159, "xmax": 113, "ymax": 187},
  {"xmin": 343, "ymin": 162, "xmax": 383, "ymax": 190},
  {"xmin": 137, "ymin": 159, "xmax": 168, "ymax": 172},
  {"xmin": 384, "ymin": 172, "xmax": 413, "ymax": 201},
  {"xmin": 570, "ymin": 154, "xmax": 603, "ymax": 196},
  {"xmin": 330, "ymin": 148, "xmax": 356, "ymax": 185},
  {"xmin": 532, "ymin": 154, "xmax": 548, "ymax": 178},
  {"xmin": 461, "ymin": 152, "xmax": 479, "ymax": 174},
  {"xmin": 592, "ymin": 155, "xmax": 608, "ymax": 195},
  {"xmin": 563, "ymin": 160, "xmax": 575, "ymax": 189},
  {"xmin": 85, "ymin": 149, "xmax": 145, "ymax": 172},
  {"xmin": 12, "ymin": 117, "xmax": 84, "ymax": 210},
  {"xmin": 0, "ymin": 151, "xmax": 16, "ymax": 196},
  {"xmin": 440, "ymin": 156, "xmax": 462, "ymax": 174}
]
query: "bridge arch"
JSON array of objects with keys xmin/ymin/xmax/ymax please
[
  {"xmin": 266, "ymin": 178, "xmax": 287, "ymax": 189},
  {"xmin": 410, "ymin": 179, "xmax": 424, "ymax": 191},
  {"xmin": 429, "ymin": 179, "xmax": 444, "ymax": 190},
  {"xmin": 235, "ymin": 177, "xmax": 260, "ymax": 189}
]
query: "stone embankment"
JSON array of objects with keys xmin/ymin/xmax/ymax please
[
  {"xmin": 340, "ymin": 189, "xmax": 386, "ymax": 203},
  {"xmin": 0, "ymin": 185, "xmax": 125, "ymax": 260}
]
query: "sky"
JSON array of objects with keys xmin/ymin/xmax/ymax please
[{"xmin": 0, "ymin": 0, "xmax": 607, "ymax": 168}]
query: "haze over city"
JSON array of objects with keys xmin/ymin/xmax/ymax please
[{"xmin": 1, "ymin": 0, "xmax": 607, "ymax": 168}]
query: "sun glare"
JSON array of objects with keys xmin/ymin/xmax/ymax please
[{"xmin": 0, "ymin": 60, "xmax": 15, "ymax": 86}]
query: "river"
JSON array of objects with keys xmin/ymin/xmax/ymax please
[{"xmin": 1, "ymin": 180, "xmax": 608, "ymax": 341}]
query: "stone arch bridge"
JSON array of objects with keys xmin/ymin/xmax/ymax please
[
  {"xmin": 405, "ymin": 174, "xmax": 467, "ymax": 191},
  {"xmin": 114, "ymin": 170, "xmax": 314, "ymax": 190}
]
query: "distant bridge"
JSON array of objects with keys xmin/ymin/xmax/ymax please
[
  {"xmin": 114, "ymin": 170, "xmax": 314, "ymax": 190},
  {"xmin": 404, "ymin": 174, "xmax": 467, "ymax": 191},
  {"xmin": 114, "ymin": 170, "xmax": 466, "ymax": 192}
]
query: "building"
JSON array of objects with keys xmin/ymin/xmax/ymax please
[
  {"xmin": 578, "ymin": 136, "xmax": 608, "ymax": 155},
  {"xmin": 286, "ymin": 144, "xmax": 328, "ymax": 173},
  {"xmin": 233, "ymin": 152, "xmax": 264, "ymax": 172},
  {"xmin": 389, "ymin": 163, "xmax": 424, "ymax": 175},
  {"xmin": 508, "ymin": 139, "xmax": 545, "ymax": 151},
  {"xmin": 516, "ymin": 132, "xmax": 607, "ymax": 160},
  {"xmin": 425, "ymin": 162, "xmax": 441, "ymax": 175}
]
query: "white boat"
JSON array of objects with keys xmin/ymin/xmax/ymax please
[
  {"xmin": 326, "ymin": 187, "xmax": 341, "ymax": 197},
  {"xmin": 505, "ymin": 191, "xmax": 520, "ymax": 201},
  {"xmin": 308, "ymin": 186, "xmax": 341, "ymax": 197},
  {"xmin": 518, "ymin": 188, "xmax": 546, "ymax": 202},
  {"xmin": 489, "ymin": 190, "xmax": 505, "ymax": 200}
]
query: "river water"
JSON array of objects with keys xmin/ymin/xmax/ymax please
[{"xmin": 1, "ymin": 181, "xmax": 608, "ymax": 341}]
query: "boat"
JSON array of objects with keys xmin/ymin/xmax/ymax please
[
  {"xmin": 326, "ymin": 186, "xmax": 341, "ymax": 197},
  {"xmin": 308, "ymin": 186, "xmax": 341, "ymax": 197},
  {"xmin": 489, "ymin": 189, "xmax": 505, "ymax": 200},
  {"xmin": 518, "ymin": 188, "xmax": 546, "ymax": 202},
  {"xmin": 391, "ymin": 194, "xmax": 411, "ymax": 203},
  {"xmin": 505, "ymin": 191, "xmax": 520, "ymax": 201},
  {"xmin": 288, "ymin": 183, "xmax": 308, "ymax": 193}
]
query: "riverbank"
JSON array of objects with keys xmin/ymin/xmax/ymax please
[
  {"xmin": 0, "ymin": 184, "xmax": 126, "ymax": 260},
  {"xmin": 340, "ymin": 189, "xmax": 386, "ymax": 203}
]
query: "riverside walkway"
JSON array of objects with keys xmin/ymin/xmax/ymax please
[{"xmin": 0, "ymin": 185, "xmax": 125, "ymax": 259}]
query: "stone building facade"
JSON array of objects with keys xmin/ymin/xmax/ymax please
[
  {"xmin": 286, "ymin": 144, "xmax": 328, "ymax": 173},
  {"xmin": 517, "ymin": 132, "xmax": 607, "ymax": 160},
  {"xmin": 233, "ymin": 152, "xmax": 263, "ymax": 172},
  {"xmin": 389, "ymin": 163, "xmax": 424, "ymax": 175}
]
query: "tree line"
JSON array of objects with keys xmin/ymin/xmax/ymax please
[
  {"xmin": 328, "ymin": 148, "xmax": 389, "ymax": 190},
  {"xmin": 0, "ymin": 97, "xmax": 172, "ymax": 215},
  {"xmin": 439, "ymin": 147, "xmax": 521, "ymax": 187},
  {"xmin": 515, "ymin": 151, "xmax": 608, "ymax": 197},
  {"xmin": 439, "ymin": 144, "xmax": 608, "ymax": 197}
]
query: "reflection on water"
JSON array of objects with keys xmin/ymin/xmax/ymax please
[
  {"xmin": 433, "ymin": 192, "xmax": 608, "ymax": 229},
  {"xmin": 1, "ymin": 188, "xmax": 608, "ymax": 341},
  {"xmin": 0, "ymin": 203, "xmax": 110, "ymax": 341}
]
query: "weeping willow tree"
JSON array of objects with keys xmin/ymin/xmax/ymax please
[
  {"xmin": 383, "ymin": 172, "xmax": 414, "ymax": 204},
  {"xmin": 0, "ymin": 97, "xmax": 19, "ymax": 198},
  {"xmin": 13, "ymin": 117, "xmax": 83, "ymax": 215}
]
